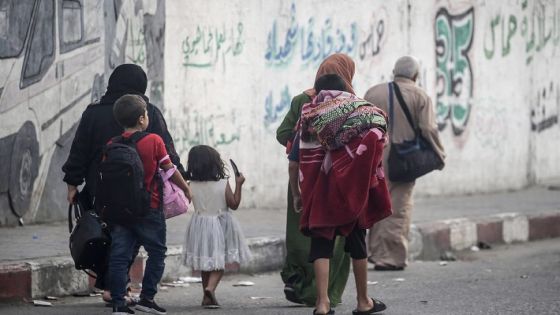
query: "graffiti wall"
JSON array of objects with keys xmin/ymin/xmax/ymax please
[
  {"xmin": 165, "ymin": 0, "xmax": 401, "ymax": 208},
  {"xmin": 165, "ymin": 0, "xmax": 560, "ymax": 208},
  {"xmin": 1, "ymin": 0, "xmax": 559, "ymax": 224},
  {"xmin": 0, "ymin": 0, "xmax": 165, "ymax": 225}
]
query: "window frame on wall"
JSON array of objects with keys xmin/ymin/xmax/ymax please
[
  {"xmin": 0, "ymin": 0, "xmax": 36, "ymax": 59},
  {"xmin": 20, "ymin": 0, "xmax": 55, "ymax": 89},
  {"xmin": 58, "ymin": 0, "xmax": 85, "ymax": 54}
]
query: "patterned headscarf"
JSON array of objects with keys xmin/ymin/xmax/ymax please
[{"xmin": 305, "ymin": 53, "xmax": 356, "ymax": 97}]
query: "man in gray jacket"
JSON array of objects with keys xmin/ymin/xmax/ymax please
[{"xmin": 364, "ymin": 56, "xmax": 446, "ymax": 270}]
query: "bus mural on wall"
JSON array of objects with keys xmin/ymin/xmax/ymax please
[{"xmin": 0, "ymin": 0, "xmax": 165, "ymax": 225}]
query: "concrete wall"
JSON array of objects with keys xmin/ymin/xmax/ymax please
[
  {"xmin": 165, "ymin": 0, "xmax": 560, "ymax": 209},
  {"xmin": 1, "ymin": 0, "xmax": 559, "ymax": 224},
  {"xmin": 0, "ymin": 0, "xmax": 165, "ymax": 225}
]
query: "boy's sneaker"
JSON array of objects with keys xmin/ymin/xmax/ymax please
[
  {"xmin": 112, "ymin": 305, "xmax": 135, "ymax": 314},
  {"xmin": 135, "ymin": 298, "xmax": 167, "ymax": 315}
]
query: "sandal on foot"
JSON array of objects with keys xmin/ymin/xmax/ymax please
[
  {"xmin": 373, "ymin": 264, "xmax": 404, "ymax": 271},
  {"xmin": 203, "ymin": 289, "xmax": 220, "ymax": 309},
  {"xmin": 352, "ymin": 298, "xmax": 387, "ymax": 314},
  {"xmin": 313, "ymin": 309, "xmax": 335, "ymax": 315}
]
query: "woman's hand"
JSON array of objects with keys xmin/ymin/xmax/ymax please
[{"xmin": 67, "ymin": 185, "xmax": 78, "ymax": 204}]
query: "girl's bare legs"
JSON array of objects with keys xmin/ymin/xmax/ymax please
[
  {"xmin": 206, "ymin": 270, "xmax": 224, "ymax": 292},
  {"xmin": 352, "ymin": 258, "xmax": 375, "ymax": 311},
  {"xmin": 313, "ymin": 258, "xmax": 331, "ymax": 313},
  {"xmin": 201, "ymin": 271, "xmax": 211, "ymax": 304},
  {"xmin": 202, "ymin": 270, "xmax": 224, "ymax": 306}
]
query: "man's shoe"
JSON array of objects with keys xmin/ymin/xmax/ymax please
[
  {"xmin": 112, "ymin": 305, "xmax": 135, "ymax": 314},
  {"xmin": 135, "ymin": 298, "xmax": 167, "ymax": 315},
  {"xmin": 373, "ymin": 264, "xmax": 404, "ymax": 271}
]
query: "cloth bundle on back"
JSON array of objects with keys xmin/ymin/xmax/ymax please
[
  {"xmin": 276, "ymin": 53, "xmax": 359, "ymax": 307},
  {"xmin": 297, "ymin": 90, "xmax": 392, "ymax": 239}
]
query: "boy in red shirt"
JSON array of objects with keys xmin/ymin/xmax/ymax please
[{"xmin": 109, "ymin": 95, "xmax": 191, "ymax": 315}]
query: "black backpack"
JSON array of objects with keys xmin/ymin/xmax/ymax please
[{"xmin": 96, "ymin": 132, "xmax": 151, "ymax": 225}]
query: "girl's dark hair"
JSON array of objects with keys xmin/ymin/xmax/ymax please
[
  {"xmin": 186, "ymin": 145, "xmax": 227, "ymax": 181},
  {"xmin": 314, "ymin": 74, "xmax": 347, "ymax": 94}
]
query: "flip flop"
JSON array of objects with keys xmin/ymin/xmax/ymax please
[
  {"xmin": 203, "ymin": 289, "xmax": 221, "ymax": 309},
  {"xmin": 313, "ymin": 308, "xmax": 335, "ymax": 314},
  {"xmin": 352, "ymin": 298, "xmax": 387, "ymax": 314},
  {"xmin": 373, "ymin": 264, "xmax": 404, "ymax": 271}
]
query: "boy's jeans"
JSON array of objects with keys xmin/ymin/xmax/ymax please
[{"xmin": 109, "ymin": 209, "xmax": 167, "ymax": 307}]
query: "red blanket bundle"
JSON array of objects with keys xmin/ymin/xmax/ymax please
[{"xmin": 299, "ymin": 129, "xmax": 392, "ymax": 240}]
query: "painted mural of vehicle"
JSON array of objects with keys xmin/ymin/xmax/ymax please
[{"xmin": 0, "ymin": 0, "xmax": 104, "ymax": 219}]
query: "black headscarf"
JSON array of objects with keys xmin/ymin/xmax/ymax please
[{"xmin": 100, "ymin": 64, "xmax": 150, "ymax": 105}]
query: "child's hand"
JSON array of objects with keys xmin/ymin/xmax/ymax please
[
  {"xmin": 235, "ymin": 173, "xmax": 246, "ymax": 186},
  {"xmin": 293, "ymin": 194, "xmax": 303, "ymax": 213},
  {"xmin": 183, "ymin": 184, "xmax": 193, "ymax": 200}
]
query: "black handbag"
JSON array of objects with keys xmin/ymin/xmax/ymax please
[
  {"xmin": 387, "ymin": 82, "xmax": 443, "ymax": 182},
  {"xmin": 68, "ymin": 194, "xmax": 111, "ymax": 274}
]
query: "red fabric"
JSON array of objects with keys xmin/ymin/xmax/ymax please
[
  {"xmin": 122, "ymin": 132, "xmax": 170, "ymax": 208},
  {"xmin": 298, "ymin": 129, "xmax": 392, "ymax": 240}
]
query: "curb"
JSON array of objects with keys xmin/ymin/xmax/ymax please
[
  {"xmin": 1, "ymin": 211, "xmax": 559, "ymax": 300},
  {"xmin": 408, "ymin": 210, "xmax": 560, "ymax": 260},
  {"xmin": 0, "ymin": 236, "xmax": 285, "ymax": 300}
]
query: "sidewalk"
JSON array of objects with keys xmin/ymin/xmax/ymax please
[{"xmin": 1, "ymin": 184, "xmax": 559, "ymax": 300}]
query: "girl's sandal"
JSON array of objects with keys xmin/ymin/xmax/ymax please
[{"xmin": 203, "ymin": 289, "xmax": 220, "ymax": 309}]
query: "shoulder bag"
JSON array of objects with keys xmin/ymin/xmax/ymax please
[{"xmin": 387, "ymin": 82, "xmax": 443, "ymax": 182}]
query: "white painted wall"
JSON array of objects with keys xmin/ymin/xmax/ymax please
[
  {"xmin": 165, "ymin": 0, "xmax": 560, "ymax": 209},
  {"xmin": 2, "ymin": 0, "xmax": 558, "ymax": 225}
]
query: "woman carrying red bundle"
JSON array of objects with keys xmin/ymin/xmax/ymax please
[{"xmin": 289, "ymin": 73, "xmax": 392, "ymax": 315}]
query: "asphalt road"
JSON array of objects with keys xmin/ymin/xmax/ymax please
[{"xmin": 1, "ymin": 239, "xmax": 559, "ymax": 315}]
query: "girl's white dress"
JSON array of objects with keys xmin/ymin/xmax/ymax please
[{"xmin": 183, "ymin": 179, "xmax": 252, "ymax": 271}]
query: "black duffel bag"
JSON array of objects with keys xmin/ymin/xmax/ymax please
[
  {"xmin": 68, "ymin": 193, "xmax": 111, "ymax": 274},
  {"xmin": 387, "ymin": 82, "xmax": 443, "ymax": 182}
]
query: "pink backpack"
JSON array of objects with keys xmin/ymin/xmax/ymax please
[{"xmin": 159, "ymin": 165, "xmax": 190, "ymax": 219}]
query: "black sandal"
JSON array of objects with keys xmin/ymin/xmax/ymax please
[
  {"xmin": 352, "ymin": 298, "xmax": 386, "ymax": 314},
  {"xmin": 313, "ymin": 308, "xmax": 335, "ymax": 314},
  {"xmin": 203, "ymin": 289, "xmax": 220, "ymax": 309},
  {"xmin": 373, "ymin": 264, "xmax": 404, "ymax": 271}
]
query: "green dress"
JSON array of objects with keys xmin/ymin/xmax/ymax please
[{"xmin": 276, "ymin": 93, "xmax": 351, "ymax": 307}]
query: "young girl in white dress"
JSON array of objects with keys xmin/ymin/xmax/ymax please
[{"xmin": 182, "ymin": 145, "xmax": 251, "ymax": 309}]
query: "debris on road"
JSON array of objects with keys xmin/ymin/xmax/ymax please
[
  {"xmin": 233, "ymin": 281, "xmax": 255, "ymax": 287},
  {"xmin": 470, "ymin": 245, "xmax": 480, "ymax": 252},
  {"xmin": 161, "ymin": 280, "xmax": 190, "ymax": 288},
  {"xmin": 477, "ymin": 241, "xmax": 492, "ymax": 250},
  {"xmin": 520, "ymin": 274, "xmax": 529, "ymax": 279},
  {"xmin": 367, "ymin": 281, "xmax": 378, "ymax": 285},
  {"xmin": 440, "ymin": 251, "xmax": 457, "ymax": 261},
  {"xmin": 44, "ymin": 296, "xmax": 58, "ymax": 300},
  {"xmin": 250, "ymin": 296, "xmax": 272, "ymax": 300},
  {"xmin": 393, "ymin": 278, "xmax": 406, "ymax": 282},
  {"xmin": 420, "ymin": 300, "xmax": 428, "ymax": 304},
  {"xmin": 179, "ymin": 276, "xmax": 202, "ymax": 283},
  {"xmin": 439, "ymin": 261, "xmax": 448, "ymax": 266},
  {"xmin": 32, "ymin": 300, "xmax": 53, "ymax": 307}
]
